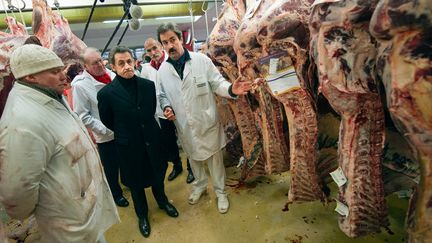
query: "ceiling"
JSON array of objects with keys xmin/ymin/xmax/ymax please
[{"xmin": 0, "ymin": 0, "xmax": 222, "ymax": 49}]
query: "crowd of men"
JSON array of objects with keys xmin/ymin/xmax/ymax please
[{"xmin": 0, "ymin": 22, "xmax": 252, "ymax": 242}]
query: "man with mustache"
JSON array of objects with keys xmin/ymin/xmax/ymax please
[
  {"xmin": 97, "ymin": 46, "xmax": 178, "ymax": 238},
  {"xmin": 141, "ymin": 37, "xmax": 195, "ymax": 183},
  {"xmin": 157, "ymin": 23, "xmax": 252, "ymax": 214}
]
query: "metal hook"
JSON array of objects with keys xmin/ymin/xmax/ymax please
[
  {"xmin": 53, "ymin": 0, "xmax": 62, "ymax": 15},
  {"xmin": 201, "ymin": 0, "xmax": 208, "ymax": 12},
  {"xmin": 6, "ymin": 0, "xmax": 25, "ymax": 11}
]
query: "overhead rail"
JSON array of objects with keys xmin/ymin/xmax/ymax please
[{"xmin": 81, "ymin": 0, "xmax": 99, "ymax": 40}]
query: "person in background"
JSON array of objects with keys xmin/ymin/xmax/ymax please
[
  {"xmin": 156, "ymin": 23, "xmax": 252, "ymax": 214},
  {"xmin": 71, "ymin": 47, "xmax": 129, "ymax": 208},
  {"xmin": 63, "ymin": 62, "xmax": 83, "ymax": 108},
  {"xmin": 98, "ymin": 46, "xmax": 178, "ymax": 238},
  {"xmin": 141, "ymin": 37, "xmax": 195, "ymax": 184},
  {"xmin": 23, "ymin": 35, "xmax": 42, "ymax": 46},
  {"xmin": 0, "ymin": 44, "xmax": 119, "ymax": 242}
]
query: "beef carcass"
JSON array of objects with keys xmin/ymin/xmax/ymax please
[
  {"xmin": 51, "ymin": 12, "xmax": 86, "ymax": 66},
  {"xmin": 310, "ymin": 0, "xmax": 388, "ymax": 237},
  {"xmin": 32, "ymin": 0, "xmax": 86, "ymax": 66},
  {"xmin": 256, "ymin": 0, "xmax": 325, "ymax": 204},
  {"xmin": 0, "ymin": 17, "xmax": 28, "ymax": 117},
  {"xmin": 206, "ymin": 0, "xmax": 262, "ymax": 169},
  {"xmin": 233, "ymin": 0, "xmax": 291, "ymax": 180},
  {"xmin": 370, "ymin": 1, "xmax": 432, "ymax": 242}
]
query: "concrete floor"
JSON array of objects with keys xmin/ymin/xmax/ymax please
[
  {"xmin": 105, "ymin": 160, "xmax": 409, "ymax": 243},
  {"xmin": 1, "ymin": 156, "xmax": 408, "ymax": 243}
]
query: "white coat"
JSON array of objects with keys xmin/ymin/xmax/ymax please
[
  {"xmin": 71, "ymin": 69, "xmax": 116, "ymax": 143},
  {"xmin": 0, "ymin": 83, "xmax": 119, "ymax": 242},
  {"xmin": 158, "ymin": 51, "xmax": 234, "ymax": 161},
  {"xmin": 139, "ymin": 51, "xmax": 168, "ymax": 119}
]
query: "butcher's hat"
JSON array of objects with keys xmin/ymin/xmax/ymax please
[{"xmin": 10, "ymin": 44, "xmax": 64, "ymax": 79}]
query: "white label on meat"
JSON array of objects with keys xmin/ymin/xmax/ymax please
[
  {"xmin": 334, "ymin": 199, "xmax": 349, "ymax": 217},
  {"xmin": 265, "ymin": 67, "xmax": 300, "ymax": 95},
  {"xmin": 269, "ymin": 58, "xmax": 278, "ymax": 75},
  {"xmin": 330, "ymin": 167, "xmax": 347, "ymax": 187},
  {"xmin": 312, "ymin": 0, "xmax": 342, "ymax": 7},
  {"xmin": 245, "ymin": 0, "xmax": 262, "ymax": 19}
]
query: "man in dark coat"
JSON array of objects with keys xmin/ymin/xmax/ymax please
[{"xmin": 97, "ymin": 46, "xmax": 178, "ymax": 238}]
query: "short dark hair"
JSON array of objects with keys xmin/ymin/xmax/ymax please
[
  {"xmin": 157, "ymin": 22, "xmax": 182, "ymax": 43},
  {"xmin": 108, "ymin": 46, "xmax": 134, "ymax": 65}
]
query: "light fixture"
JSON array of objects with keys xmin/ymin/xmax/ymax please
[{"xmin": 155, "ymin": 16, "xmax": 201, "ymax": 21}]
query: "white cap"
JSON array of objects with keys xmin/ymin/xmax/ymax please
[{"xmin": 10, "ymin": 44, "xmax": 64, "ymax": 79}]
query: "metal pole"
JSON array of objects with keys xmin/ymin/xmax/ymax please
[
  {"xmin": 101, "ymin": 9, "xmax": 130, "ymax": 55},
  {"xmin": 117, "ymin": 22, "xmax": 129, "ymax": 46},
  {"xmin": 81, "ymin": 0, "xmax": 98, "ymax": 40}
]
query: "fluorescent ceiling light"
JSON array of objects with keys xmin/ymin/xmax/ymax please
[
  {"xmin": 155, "ymin": 16, "xmax": 201, "ymax": 21},
  {"xmin": 103, "ymin": 20, "xmax": 126, "ymax": 24},
  {"xmin": 103, "ymin": 15, "xmax": 201, "ymax": 24}
]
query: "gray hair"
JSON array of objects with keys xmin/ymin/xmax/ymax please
[
  {"xmin": 108, "ymin": 46, "xmax": 134, "ymax": 65},
  {"xmin": 157, "ymin": 22, "xmax": 182, "ymax": 43},
  {"xmin": 80, "ymin": 47, "xmax": 100, "ymax": 64}
]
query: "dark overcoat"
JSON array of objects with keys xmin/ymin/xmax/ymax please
[{"xmin": 97, "ymin": 75, "xmax": 167, "ymax": 188}]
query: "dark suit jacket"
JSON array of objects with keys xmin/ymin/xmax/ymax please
[{"xmin": 97, "ymin": 75, "xmax": 167, "ymax": 188}]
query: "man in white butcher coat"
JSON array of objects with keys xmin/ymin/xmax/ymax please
[
  {"xmin": 141, "ymin": 37, "xmax": 195, "ymax": 183},
  {"xmin": 156, "ymin": 23, "xmax": 252, "ymax": 213},
  {"xmin": 0, "ymin": 44, "xmax": 119, "ymax": 242},
  {"xmin": 72, "ymin": 47, "xmax": 129, "ymax": 207}
]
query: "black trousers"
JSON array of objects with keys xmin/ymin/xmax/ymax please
[
  {"xmin": 98, "ymin": 140, "xmax": 123, "ymax": 199},
  {"xmin": 159, "ymin": 118, "xmax": 194, "ymax": 172},
  {"xmin": 159, "ymin": 118, "xmax": 182, "ymax": 166},
  {"xmin": 130, "ymin": 182, "xmax": 168, "ymax": 219}
]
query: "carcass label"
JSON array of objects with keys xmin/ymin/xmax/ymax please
[
  {"xmin": 258, "ymin": 51, "xmax": 288, "ymax": 65},
  {"xmin": 334, "ymin": 199, "xmax": 349, "ymax": 217},
  {"xmin": 330, "ymin": 167, "xmax": 347, "ymax": 187},
  {"xmin": 265, "ymin": 66, "xmax": 300, "ymax": 95}
]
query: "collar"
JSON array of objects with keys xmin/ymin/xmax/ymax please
[
  {"xmin": 17, "ymin": 80, "xmax": 63, "ymax": 102},
  {"xmin": 167, "ymin": 47, "xmax": 191, "ymax": 67},
  {"xmin": 150, "ymin": 51, "xmax": 166, "ymax": 70}
]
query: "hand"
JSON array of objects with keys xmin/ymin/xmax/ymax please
[
  {"xmin": 163, "ymin": 107, "xmax": 176, "ymax": 121},
  {"xmin": 231, "ymin": 77, "xmax": 252, "ymax": 96}
]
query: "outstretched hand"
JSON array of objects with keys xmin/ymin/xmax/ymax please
[{"xmin": 232, "ymin": 77, "xmax": 265, "ymax": 95}]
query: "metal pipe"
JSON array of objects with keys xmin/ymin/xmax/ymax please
[
  {"xmin": 101, "ymin": 8, "xmax": 130, "ymax": 55},
  {"xmin": 81, "ymin": 0, "xmax": 98, "ymax": 40},
  {"xmin": 117, "ymin": 22, "xmax": 129, "ymax": 46}
]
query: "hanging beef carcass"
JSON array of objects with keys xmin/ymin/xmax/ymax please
[
  {"xmin": 205, "ymin": 0, "xmax": 246, "ymax": 162},
  {"xmin": 233, "ymin": 0, "xmax": 291, "ymax": 180},
  {"xmin": 32, "ymin": 0, "xmax": 86, "ymax": 66},
  {"xmin": 0, "ymin": 17, "xmax": 28, "ymax": 117},
  {"xmin": 206, "ymin": 0, "xmax": 262, "ymax": 167},
  {"xmin": 51, "ymin": 12, "xmax": 86, "ymax": 66},
  {"xmin": 369, "ymin": 0, "xmax": 432, "ymax": 242},
  {"xmin": 256, "ymin": 0, "xmax": 325, "ymax": 204},
  {"xmin": 310, "ymin": 0, "xmax": 388, "ymax": 237}
]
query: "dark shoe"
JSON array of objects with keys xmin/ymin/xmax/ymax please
[
  {"xmin": 114, "ymin": 196, "xmax": 129, "ymax": 207},
  {"xmin": 138, "ymin": 217, "xmax": 151, "ymax": 238},
  {"xmin": 186, "ymin": 170, "xmax": 195, "ymax": 184},
  {"xmin": 168, "ymin": 166, "xmax": 183, "ymax": 181},
  {"xmin": 159, "ymin": 202, "xmax": 179, "ymax": 217}
]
